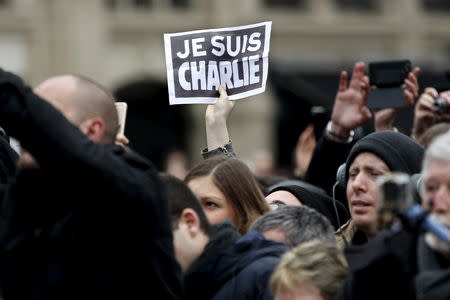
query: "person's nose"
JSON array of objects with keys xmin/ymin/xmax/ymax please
[
  {"xmin": 351, "ymin": 173, "xmax": 368, "ymax": 194},
  {"xmin": 432, "ymin": 185, "xmax": 450, "ymax": 215}
]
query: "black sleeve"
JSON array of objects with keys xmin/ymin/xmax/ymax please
[
  {"xmin": 415, "ymin": 270, "xmax": 450, "ymax": 300},
  {"xmin": 337, "ymin": 228, "xmax": 418, "ymax": 300},
  {"xmin": 0, "ymin": 71, "xmax": 140, "ymax": 186},
  {"xmin": 0, "ymin": 71, "xmax": 185, "ymax": 300},
  {"xmin": 0, "ymin": 132, "xmax": 18, "ymax": 183},
  {"xmin": 201, "ymin": 140, "xmax": 236, "ymax": 159},
  {"xmin": 304, "ymin": 135, "xmax": 353, "ymax": 196},
  {"xmin": 0, "ymin": 71, "xmax": 155, "ymax": 207}
]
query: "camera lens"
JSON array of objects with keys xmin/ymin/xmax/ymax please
[{"xmin": 434, "ymin": 96, "xmax": 449, "ymax": 115}]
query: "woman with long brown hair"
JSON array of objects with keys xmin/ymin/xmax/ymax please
[{"xmin": 185, "ymin": 156, "xmax": 269, "ymax": 234}]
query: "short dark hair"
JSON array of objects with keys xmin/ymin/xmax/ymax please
[
  {"xmin": 161, "ymin": 174, "xmax": 212, "ymax": 236},
  {"xmin": 250, "ymin": 205, "xmax": 336, "ymax": 248}
]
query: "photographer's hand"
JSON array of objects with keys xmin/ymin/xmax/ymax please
[
  {"xmin": 375, "ymin": 67, "xmax": 420, "ymax": 131},
  {"xmin": 411, "ymin": 88, "xmax": 439, "ymax": 141},
  {"xmin": 330, "ymin": 62, "xmax": 371, "ymax": 138},
  {"xmin": 439, "ymin": 90, "xmax": 450, "ymax": 120},
  {"xmin": 205, "ymin": 86, "xmax": 235, "ymax": 151}
]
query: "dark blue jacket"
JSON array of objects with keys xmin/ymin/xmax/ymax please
[{"xmin": 185, "ymin": 223, "xmax": 288, "ymax": 300}]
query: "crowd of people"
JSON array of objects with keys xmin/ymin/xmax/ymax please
[{"xmin": 0, "ymin": 60, "xmax": 448, "ymax": 300}]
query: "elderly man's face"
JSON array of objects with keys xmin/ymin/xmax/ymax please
[{"xmin": 422, "ymin": 160, "xmax": 450, "ymax": 226}]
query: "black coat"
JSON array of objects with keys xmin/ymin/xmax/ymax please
[
  {"xmin": 0, "ymin": 71, "xmax": 184, "ymax": 300},
  {"xmin": 185, "ymin": 222, "xmax": 287, "ymax": 300},
  {"xmin": 338, "ymin": 223, "xmax": 421, "ymax": 300},
  {"xmin": 415, "ymin": 237, "xmax": 450, "ymax": 300},
  {"xmin": 304, "ymin": 135, "xmax": 352, "ymax": 208},
  {"xmin": 0, "ymin": 132, "xmax": 17, "ymax": 184}
]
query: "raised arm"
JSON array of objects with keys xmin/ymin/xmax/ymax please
[
  {"xmin": 411, "ymin": 88, "xmax": 450, "ymax": 143},
  {"xmin": 202, "ymin": 86, "xmax": 236, "ymax": 158},
  {"xmin": 0, "ymin": 70, "xmax": 154, "ymax": 198},
  {"xmin": 329, "ymin": 62, "xmax": 372, "ymax": 139},
  {"xmin": 305, "ymin": 62, "xmax": 371, "ymax": 194}
]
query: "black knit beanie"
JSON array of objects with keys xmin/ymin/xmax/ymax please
[
  {"xmin": 267, "ymin": 184, "xmax": 350, "ymax": 230},
  {"xmin": 345, "ymin": 131, "xmax": 424, "ymax": 181}
]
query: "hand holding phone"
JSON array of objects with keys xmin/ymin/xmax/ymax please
[{"xmin": 367, "ymin": 60, "xmax": 412, "ymax": 109}]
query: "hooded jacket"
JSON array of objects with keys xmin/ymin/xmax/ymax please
[{"xmin": 184, "ymin": 222, "xmax": 288, "ymax": 300}]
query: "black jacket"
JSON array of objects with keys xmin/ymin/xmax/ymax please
[
  {"xmin": 0, "ymin": 71, "xmax": 184, "ymax": 300},
  {"xmin": 0, "ymin": 132, "xmax": 17, "ymax": 184},
  {"xmin": 304, "ymin": 135, "xmax": 352, "ymax": 207},
  {"xmin": 338, "ymin": 226, "xmax": 418, "ymax": 300},
  {"xmin": 185, "ymin": 222, "xmax": 287, "ymax": 300},
  {"xmin": 415, "ymin": 237, "xmax": 450, "ymax": 300},
  {"xmin": 339, "ymin": 228, "xmax": 450, "ymax": 300}
]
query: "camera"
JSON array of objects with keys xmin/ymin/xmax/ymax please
[
  {"xmin": 434, "ymin": 95, "xmax": 450, "ymax": 115},
  {"xmin": 310, "ymin": 106, "xmax": 329, "ymax": 140},
  {"xmin": 377, "ymin": 173, "xmax": 413, "ymax": 230}
]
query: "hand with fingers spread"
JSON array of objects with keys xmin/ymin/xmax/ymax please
[
  {"xmin": 375, "ymin": 67, "xmax": 420, "ymax": 131},
  {"xmin": 205, "ymin": 86, "xmax": 235, "ymax": 151},
  {"xmin": 330, "ymin": 62, "xmax": 372, "ymax": 139},
  {"xmin": 412, "ymin": 88, "xmax": 450, "ymax": 141}
]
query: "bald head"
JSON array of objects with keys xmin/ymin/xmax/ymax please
[{"xmin": 34, "ymin": 75, "xmax": 119, "ymax": 145}]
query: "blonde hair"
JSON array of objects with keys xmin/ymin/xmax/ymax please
[{"xmin": 270, "ymin": 240, "xmax": 349, "ymax": 300}]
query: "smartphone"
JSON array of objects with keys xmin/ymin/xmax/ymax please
[
  {"xmin": 310, "ymin": 106, "xmax": 330, "ymax": 140},
  {"xmin": 115, "ymin": 102, "xmax": 128, "ymax": 136},
  {"xmin": 369, "ymin": 60, "xmax": 411, "ymax": 88},
  {"xmin": 367, "ymin": 60, "xmax": 412, "ymax": 109}
]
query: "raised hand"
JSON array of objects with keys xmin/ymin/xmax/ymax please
[
  {"xmin": 330, "ymin": 62, "xmax": 372, "ymax": 137},
  {"xmin": 205, "ymin": 86, "xmax": 235, "ymax": 150},
  {"xmin": 412, "ymin": 87, "xmax": 450, "ymax": 141}
]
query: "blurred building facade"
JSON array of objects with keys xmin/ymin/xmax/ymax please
[{"xmin": 0, "ymin": 0, "xmax": 450, "ymax": 169}]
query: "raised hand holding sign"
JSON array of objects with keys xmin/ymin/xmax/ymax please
[{"xmin": 164, "ymin": 22, "xmax": 272, "ymax": 105}]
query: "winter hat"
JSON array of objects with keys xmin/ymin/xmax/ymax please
[
  {"xmin": 267, "ymin": 184, "xmax": 350, "ymax": 230},
  {"xmin": 345, "ymin": 131, "xmax": 424, "ymax": 181}
]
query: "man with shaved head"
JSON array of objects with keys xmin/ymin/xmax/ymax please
[
  {"xmin": 37, "ymin": 75, "xmax": 119, "ymax": 142},
  {"xmin": 18, "ymin": 75, "xmax": 120, "ymax": 169},
  {"xmin": 0, "ymin": 70, "xmax": 183, "ymax": 300}
]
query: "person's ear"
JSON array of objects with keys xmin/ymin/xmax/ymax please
[
  {"xmin": 180, "ymin": 208, "xmax": 202, "ymax": 238},
  {"xmin": 79, "ymin": 117, "xmax": 106, "ymax": 143}
]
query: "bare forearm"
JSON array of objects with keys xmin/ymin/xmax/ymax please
[{"xmin": 206, "ymin": 118, "xmax": 230, "ymax": 151}]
